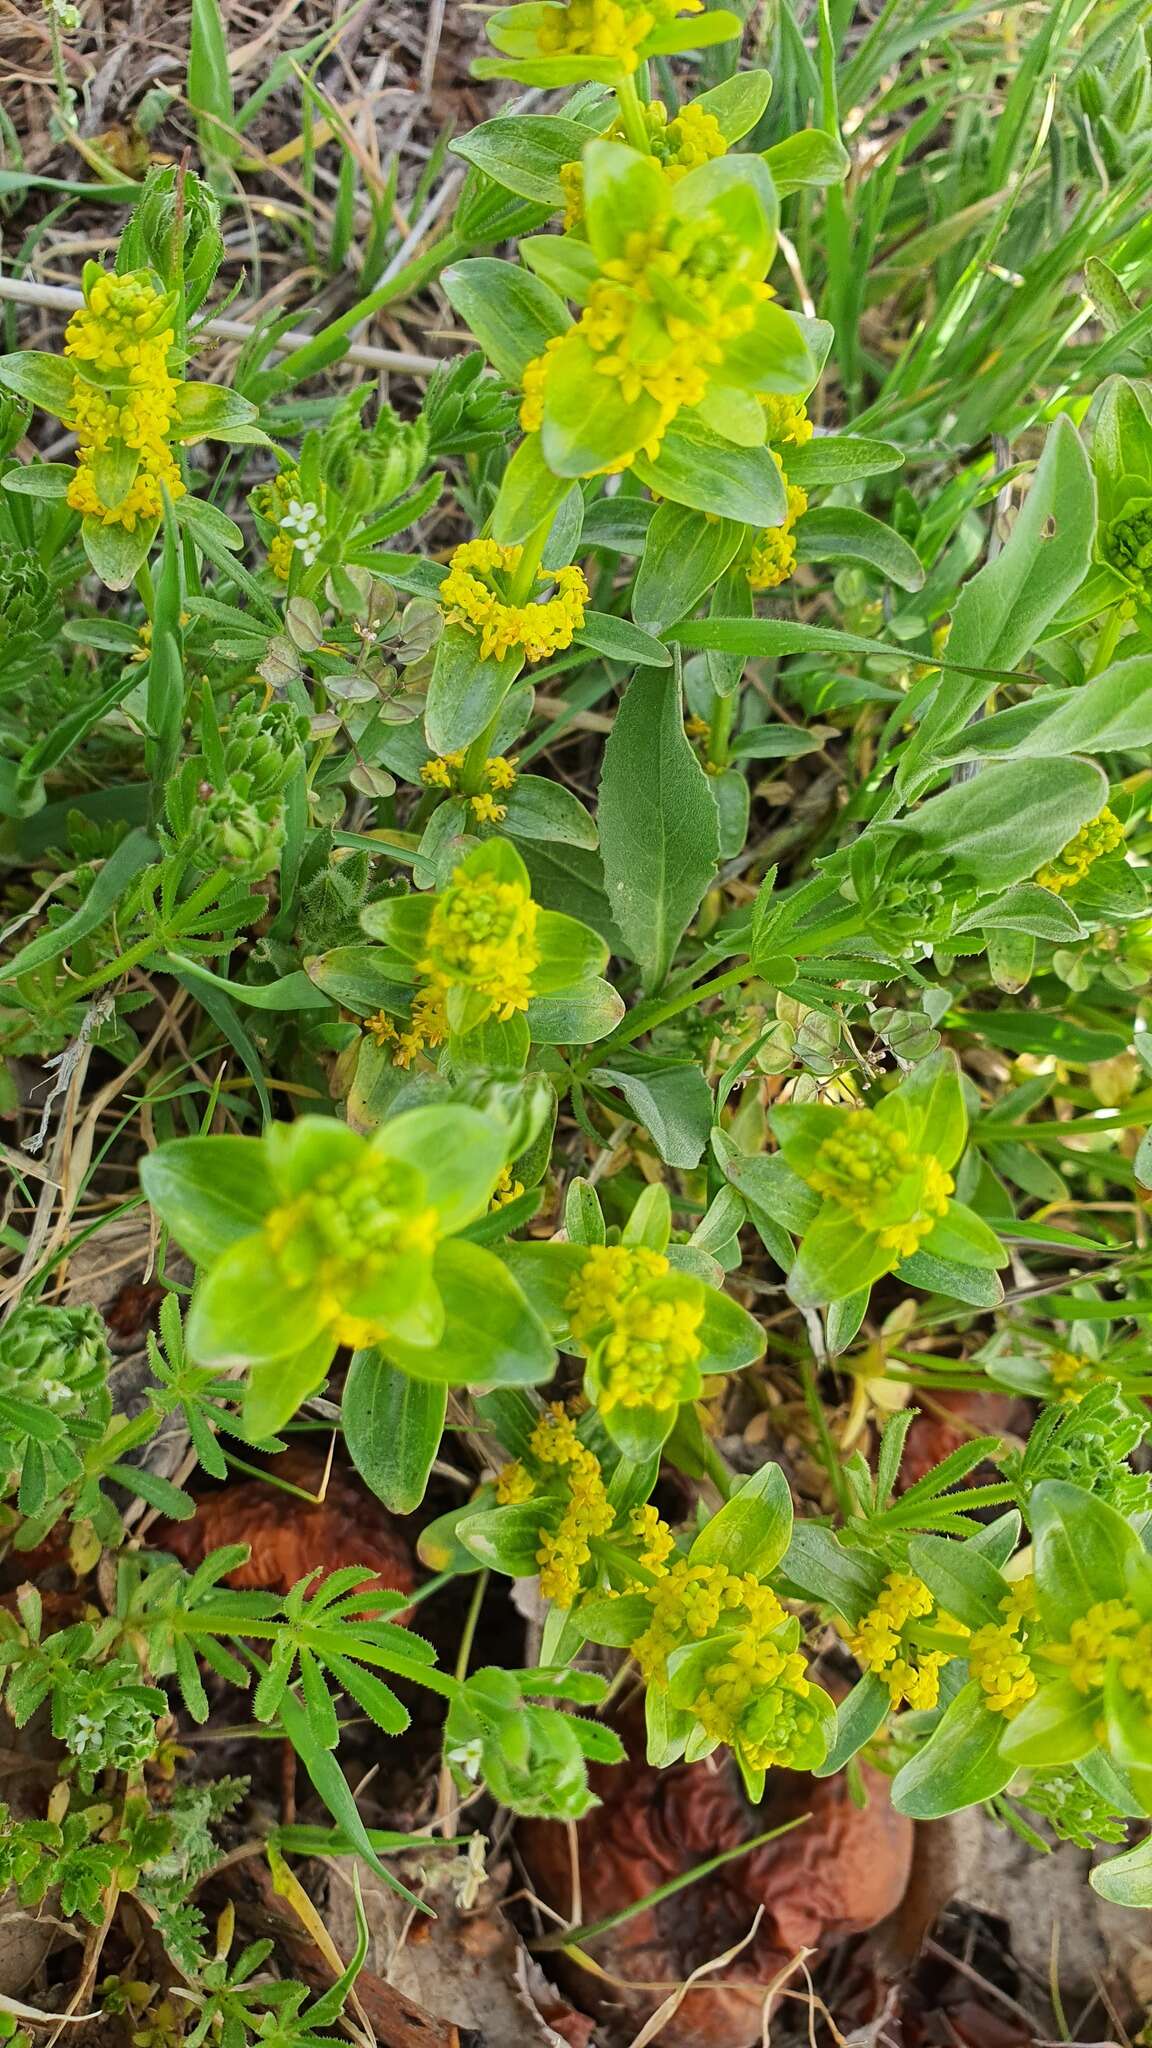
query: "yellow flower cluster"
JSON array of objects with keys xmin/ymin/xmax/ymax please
[
  {"xmin": 263, "ymin": 1158, "xmax": 438, "ymax": 1350},
  {"xmin": 440, "ymin": 538, "xmax": 587, "ymax": 663},
  {"xmin": 535, "ymin": 0, "xmax": 703, "ymax": 70},
  {"xmin": 967, "ymin": 1605, "xmax": 1036, "ymax": 1717},
  {"xmin": 530, "ymin": 1405, "xmax": 615, "ymax": 1606},
  {"xmin": 762, "ymin": 394, "xmax": 814, "ymax": 446},
  {"xmin": 629, "ymin": 1502, "xmax": 676, "ymax": 1571},
  {"xmin": 746, "ymin": 452, "xmax": 809, "ymax": 592},
  {"xmin": 489, "ymin": 1165, "xmax": 525, "ymax": 1211},
  {"xmin": 807, "ymin": 1112, "xmax": 952, "ymax": 1261},
  {"xmin": 1045, "ymin": 1599, "xmax": 1152, "ymax": 1704},
  {"xmin": 636, "ymin": 1559, "xmax": 818, "ymax": 1770},
  {"xmin": 421, "ymin": 866, "xmax": 541, "ymax": 1021},
  {"xmin": 63, "ymin": 269, "xmax": 184, "ymax": 531},
  {"xmin": 1047, "ymin": 1348, "xmax": 1094, "ymax": 1402},
  {"xmin": 520, "ymin": 211, "xmax": 770, "ymax": 471},
  {"xmin": 565, "ymin": 1244, "xmax": 704, "ymax": 1411},
  {"xmin": 420, "ymin": 750, "xmax": 519, "ymax": 824},
  {"xmin": 847, "ymin": 1570, "xmax": 960, "ymax": 1711},
  {"xmin": 365, "ymin": 986, "xmax": 447, "ymax": 1069},
  {"xmin": 559, "ymin": 97, "xmax": 726, "ymax": 227},
  {"xmin": 495, "ymin": 1458, "xmax": 536, "ymax": 1504},
  {"xmin": 1036, "ymin": 807, "xmax": 1124, "ymax": 893}
]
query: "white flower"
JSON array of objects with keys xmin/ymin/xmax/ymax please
[{"xmin": 446, "ymin": 1738, "xmax": 484, "ymax": 1782}]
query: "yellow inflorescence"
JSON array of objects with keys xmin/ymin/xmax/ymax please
[
  {"xmin": 1047, "ymin": 1348, "xmax": 1093, "ymax": 1402},
  {"xmin": 528, "ymin": 1405, "xmax": 615, "ymax": 1606},
  {"xmin": 365, "ymin": 985, "xmax": 447, "ymax": 1070},
  {"xmin": 848, "ymin": 1570, "xmax": 964, "ymax": 1711},
  {"xmin": 565, "ymin": 1244, "xmax": 703, "ymax": 1411},
  {"xmin": 63, "ymin": 269, "xmax": 184, "ymax": 530},
  {"xmin": 1045, "ymin": 1599, "xmax": 1147, "ymax": 1697},
  {"xmin": 520, "ymin": 208, "xmax": 770, "ymax": 471},
  {"xmin": 489, "ymin": 1164, "xmax": 525, "ymax": 1211},
  {"xmin": 566, "ymin": 1243, "xmax": 668, "ymax": 1339},
  {"xmin": 629, "ymin": 1502, "xmax": 676, "ymax": 1572},
  {"xmin": 1036, "ymin": 807, "xmax": 1125, "ymax": 893},
  {"xmin": 762, "ymin": 394, "xmax": 814, "ymax": 446},
  {"xmin": 746, "ymin": 450, "xmax": 809, "ymax": 592},
  {"xmin": 421, "ymin": 867, "xmax": 541, "ymax": 1021},
  {"xmin": 559, "ymin": 96, "xmax": 727, "ymax": 227},
  {"xmin": 262, "ymin": 1158, "xmax": 439, "ymax": 1350},
  {"xmin": 440, "ymin": 538, "xmax": 587, "ymax": 663},
  {"xmin": 967, "ymin": 1608, "xmax": 1036, "ymax": 1718},
  {"xmin": 419, "ymin": 749, "xmax": 520, "ymax": 824},
  {"xmin": 807, "ymin": 1112, "xmax": 952, "ymax": 1260},
  {"xmin": 535, "ymin": 0, "xmax": 703, "ymax": 70},
  {"xmin": 495, "ymin": 1459, "xmax": 536, "ymax": 1504},
  {"xmin": 636, "ymin": 1559, "xmax": 818, "ymax": 1770}
]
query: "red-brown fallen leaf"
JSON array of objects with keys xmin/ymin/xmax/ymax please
[
  {"xmin": 900, "ymin": 1391, "xmax": 1029, "ymax": 1489},
  {"xmin": 517, "ymin": 1716, "xmax": 913, "ymax": 2048},
  {"xmin": 157, "ymin": 1449, "xmax": 416, "ymax": 1607}
]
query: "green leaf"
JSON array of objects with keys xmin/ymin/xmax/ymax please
[
  {"xmin": 141, "ymin": 1136, "xmax": 275, "ymax": 1266},
  {"xmin": 343, "ymin": 1351, "xmax": 446, "ymax": 1514},
  {"xmin": 887, "ymin": 756, "xmax": 1109, "ymax": 892},
  {"xmin": 797, "ymin": 506, "xmax": 924, "ymax": 590},
  {"xmin": 0, "ymin": 827, "xmax": 156, "ymax": 983},
  {"xmin": 82, "ymin": 515, "xmax": 157, "ymax": 592},
  {"xmin": 901, "ymin": 415, "xmax": 1095, "ymax": 782},
  {"xmin": 441, "ymin": 258, "xmax": 570, "ymax": 382},
  {"xmin": 1090, "ymin": 1833, "xmax": 1152, "ymax": 1906},
  {"xmin": 244, "ymin": 1333, "xmax": 337, "ymax": 1437},
  {"xmin": 785, "ymin": 436, "xmax": 905, "ymax": 487},
  {"xmin": 279, "ymin": 1689, "xmax": 426, "ymax": 1910},
  {"xmin": 891, "ymin": 1682, "xmax": 1015, "ymax": 1818},
  {"xmin": 687, "ymin": 1462, "xmax": 792, "ymax": 1577},
  {"xmin": 450, "ymin": 114, "xmax": 597, "ymax": 205},
  {"xmin": 491, "ymin": 434, "xmax": 572, "ymax": 547},
  {"xmin": 575, "ymin": 610, "xmax": 673, "ymax": 668},
  {"xmin": 814, "ymin": 1672, "xmax": 890, "ymax": 1777},
  {"xmin": 457, "ymin": 1498, "xmax": 563, "ymax": 1576},
  {"xmin": 893, "ymin": 1246, "xmax": 1004, "ymax": 1308},
  {"xmin": 0, "ymin": 351, "xmax": 76, "ymax": 416},
  {"xmin": 425, "ymin": 625, "xmax": 525, "ymax": 754},
  {"xmin": 502, "ymin": 774, "xmax": 597, "ymax": 849},
  {"xmin": 634, "ymin": 416, "xmax": 787, "ymax": 525},
  {"xmin": 1029, "ymin": 1480, "xmax": 1139, "ymax": 1634},
  {"xmin": 598, "ymin": 665, "xmax": 719, "ymax": 991},
  {"xmin": 381, "ymin": 1238, "xmax": 555, "ymax": 1387},
  {"xmin": 595, "ymin": 1058, "xmax": 714, "ymax": 1169},
  {"xmin": 764, "ymin": 128, "xmax": 850, "ymax": 192},
  {"xmin": 170, "ymin": 382, "xmax": 262, "ymax": 442},
  {"xmin": 998, "ymin": 1677, "xmax": 1100, "ymax": 1769},
  {"xmin": 908, "ymin": 1534, "xmax": 1008, "ymax": 1631},
  {"xmin": 632, "ymin": 502, "xmax": 747, "ymax": 636}
]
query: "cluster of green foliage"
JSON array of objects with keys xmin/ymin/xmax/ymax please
[{"xmin": 5, "ymin": 0, "xmax": 1152, "ymax": 2024}]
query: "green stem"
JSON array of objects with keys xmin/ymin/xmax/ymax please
[
  {"xmin": 707, "ymin": 690, "xmax": 734, "ymax": 771},
  {"xmin": 613, "ymin": 72, "xmax": 653, "ymax": 154},
  {"xmin": 64, "ymin": 865, "xmax": 232, "ymax": 999},
  {"xmin": 454, "ymin": 1569, "xmax": 489, "ymax": 1683},
  {"xmin": 1088, "ymin": 601, "xmax": 1125, "ymax": 678},
  {"xmin": 265, "ymin": 234, "xmax": 464, "ymax": 393},
  {"xmin": 591, "ymin": 963, "xmax": 748, "ymax": 1063}
]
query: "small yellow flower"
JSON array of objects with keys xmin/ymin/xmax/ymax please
[
  {"xmin": 761, "ymin": 394, "xmax": 813, "ymax": 446},
  {"xmin": 485, "ymin": 754, "xmax": 519, "ymax": 791},
  {"xmin": 495, "ymin": 1459, "xmax": 536, "ymax": 1505},
  {"xmin": 519, "ymin": 202, "xmax": 771, "ymax": 472},
  {"xmin": 470, "ymin": 791, "xmax": 507, "ymax": 824},
  {"xmin": 629, "ymin": 1502, "xmax": 676, "ymax": 1573},
  {"xmin": 1045, "ymin": 1599, "xmax": 1140, "ymax": 1694},
  {"xmin": 807, "ymin": 1112, "xmax": 952, "ymax": 1260},
  {"xmin": 527, "ymin": 1405, "xmax": 615, "ymax": 1607},
  {"xmin": 534, "ymin": 0, "xmax": 704, "ymax": 73},
  {"xmin": 1036, "ymin": 807, "xmax": 1124, "ymax": 893},
  {"xmin": 489, "ymin": 1165, "xmax": 524, "ymax": 1211},
  {"xmin": 968, "ymin": 1617, "xmax": 1036, "ymax": 1717},
  {"xmin": 558, "ymin": 96, "xmax": 727, "ymax": 226},
  {"xmin": 440, "ymin": 538, "xmax": 587, "ymax": 663},
  {"xmin": 421, "ymin": 866, "xmax": 540, "ymax": 1021},
  {"xmin": 62, "ymin": 268, "xmax": 184, "ymax": 530},
  {"xmin": 420, "ymin": 753, "xmax": 462, "ymax": 790},
  {"xmin": 564, "ymin": 1243, "xmax": 704, "ymax": 1412},
  {"xmin": 746, "ymin": 451, "xmax": 809, "ymax": 592},
  {"xmin": 847, "ymin": 1570, "xmax": 965, "ymax": 1710},
  {"xmin": 365, "ymin": 986, "xmax": 447, "ymax": 1070}
]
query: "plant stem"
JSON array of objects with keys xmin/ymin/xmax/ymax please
[
  {"xmin": 613, "ymin": 72, "xmax": 652, "ymax": 154},
  {"xmin": 708, "ymin": 689, "xmax": 734, "ymax": 770}
]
